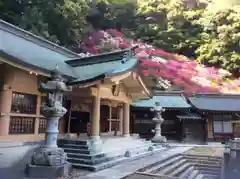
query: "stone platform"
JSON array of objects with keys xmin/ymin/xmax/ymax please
[
  {"xmin": 58, "ymin": 135, "xmax": 168, "ymax": 171},
  {"xmin": 25, "ymin": 162, "xmax": 71, "ymax": 178}
]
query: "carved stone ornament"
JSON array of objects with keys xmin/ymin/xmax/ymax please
[{"xmin": 31, "ymin": 147, "xmax": 67, "ymax": 166}]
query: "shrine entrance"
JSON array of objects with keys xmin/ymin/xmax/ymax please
[{"xmin": 182, "ymin": 119, "xmax": 206, "ymax": 144}]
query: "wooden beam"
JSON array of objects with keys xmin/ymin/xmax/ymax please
[{"xmin": 0, "ymin": 56, "xmax": 50, "ymax": 77}]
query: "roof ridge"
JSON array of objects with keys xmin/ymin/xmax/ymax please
[
  {"xmin": 192, "ymin": 93, "xmax": 240, "ymax": 98},
  {"xmin": 66, "ymin": 46, "xmax": 138, "ymax": 67},
  {"xmin": 0, "ymin": 19, "xmax": 79, "ymax": 58}
]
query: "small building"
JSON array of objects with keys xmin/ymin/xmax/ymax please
[
  {"xmin": 131, "ymin": 93, "xmax": 204, "ymax": 142},
  {"xmin": 132, "ymin": 92, "xmax": 209, "ymax": 144},
  {"xmin": 188, "ymin": 94, "xmax": 240, "ymax": 142}
]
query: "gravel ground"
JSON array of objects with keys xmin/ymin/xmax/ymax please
[
  {"xmin": 184, "ymin": 146, "xmax": 224, "ymax": 157},
  {"xmin": 57, "ymin": 169, "xmax": 90, "ymax": 179}
]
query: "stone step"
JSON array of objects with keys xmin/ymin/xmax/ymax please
[
  {"xmin": 198, "ymin": 168, "xmax": 221, "ymax": 176},
  {"xmin": 186, "ymin": 170, "xmax": 199, "ymax": 179},
  {"xmin": 202, "ymin": 174, "xmax": 219, "ymax": 179},
  {"xmin": 67, "ymin": 155, "xmax": 114, "ymax": 165},
  {"xmin": 65, "ymin": 151, "xmax": 105, "ymax": 159},
  {"xmin": 155, "ymin": 159, "xmax": 187, "ymax": 175},
  {"xmin": 194, "ymin": 164, "xmax": 221, "ymax": 170},
  {"xmin": 177, "ymin": 166, "xmax": 194, "ymax": 179},
  {"xmin": 63, "ymin": 147, "xmax": 90, "ymax": 154},
  {"xmin": 186, "ymin": 159, "xmax": 221, "ymax": 166},
  {"xmin": 184, "ymin": 156, "xmax": 221, "ymax": 163},
  {"xmin": 169, "ymin": 162, "xmax": 192, "ymax": 177},
  {"xmin": 195, "ymin": 174, "xmax": 204, "ymax": 179},
  {"xmin": 142, "ymin": 155, "xmax": 183, "ymax": 173},
  {"xmin": 183, "ymin": 155, "xmax": 222, "ymax": 161},
  {"xmin": 71, "ymin": 147, "xmax": 166, "ymax": 171},
  {"xmin": 58, "ymin": 143, "xmax": 89, "ymax": 150},
  {"xmin": 57, "ymin": 139, "xmax": 88, "ymax": 146}
]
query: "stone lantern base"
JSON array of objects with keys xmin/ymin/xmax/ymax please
[
  {"xmin": 25, "ymin": 163, "xmax": 71, "ymax": 178},
  {"xmin": 152, "ymin": 136, "xmax": 167, "ymax": 143},
  {"xmin": 25, "ymin": 147, "xmax": 72, "ymax": 178}
]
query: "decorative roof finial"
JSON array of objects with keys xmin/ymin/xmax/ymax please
[
  {"xmin": 55, "ymin": 64, "xmax": 59, "ymax": 70},
  {"xmin": 51, "ymin": 64, "xmax": 62, "ymax": 81}
]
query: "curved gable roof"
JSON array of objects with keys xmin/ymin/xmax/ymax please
[
  {"xmin": 132, "ymin": 93, "xmax": 190, "ymax": 108},
  {"xmin": 0, "ymin": 20, "xmax": 139, "ymax": 83}
]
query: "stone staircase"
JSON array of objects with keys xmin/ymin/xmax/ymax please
[
  {"xmin": 137, "ymin": 154, "xmax": 222, "ymax": 179},
  {"xmin": 58, "ymin": 137, "xmax": 167, "ymax": 171}
]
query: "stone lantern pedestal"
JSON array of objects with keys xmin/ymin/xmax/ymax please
[
  {"xmin": 222, "ymin": 138, "xmax": 240, "ymax": 179},
  {"xmin": 25, "ymin": 68, "xmax": 72, "ymax": 178},
  {"xmin": 151, "ymin": 102, "xmax": 166, "ymax": 143}
]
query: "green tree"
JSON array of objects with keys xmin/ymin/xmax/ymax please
[
  {"xmin": 133, "ymin": 0, "xmax": 203, "ymax": 57},
  {"xmin": 0, "ymin": 0, "xmax": 91, "ymax": 48},
  {"xmin": 196, "ymin": 6, "xmax": 240, "ymax": 76}
]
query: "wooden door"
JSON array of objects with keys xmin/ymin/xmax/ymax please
[{"xmin": 183, "ymin": 120, "xmax": 205, "ymax": 144}]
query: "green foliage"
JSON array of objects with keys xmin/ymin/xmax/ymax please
[
  {"xmin": 0, "ymin": 0, "xmax": 239, "ymax": 75},
  {"xmin": 0, "ymin": 0, "xmax": 90, "ymax": 48},
  {"xmin": 133, "ymin": 0, "xmax": 240, "ymax": 75},
  {"xmin": 87, "ymin": 0, "xmax": 137, "ymax": 30},
  {"xmin": 196, "ymin": 6, "xmax": 240, "ymax": 75},
  {"xmin": 133, "ymin": 0, "xmax": 204, "ymax": 57}
]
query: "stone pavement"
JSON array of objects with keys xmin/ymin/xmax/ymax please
[
  {"xmin": 79, "ymin": 146, "xmax": 192, "ymax": 179},
  {"xmin": 0, "ymin": 144, "xmax": 37, "ymax": 179},
  {"xmin": 0, "ymin": 142, "xmax": 191, "ymax": 179}
]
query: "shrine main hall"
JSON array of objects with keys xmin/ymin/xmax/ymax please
[{"xmin": 0, "ymin": 19, "xmax": 157, "ymax": 142}]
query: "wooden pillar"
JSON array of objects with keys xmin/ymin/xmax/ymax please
[
  {"xmin": 119, "ymin": 106, "xmax": 123, "ymax": 134},
  {"xmin": 109, "ymin": 106, "xmax": 112, "ymax": 132},
  {"xmin": 0, "ymin": 89, "xmax": 12, "ymax": 136},
  {"xmin": 123, "ymin": 103, "xmax": 130, "ymax": 137},
  {"xmin": 34, "ymin": 95, "xmax": 41, "ymax": 134},
  {"xmin": 90, "ymin": 85, "xmax": 101, "ymax": 137}
]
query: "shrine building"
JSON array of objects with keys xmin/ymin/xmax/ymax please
[
  {"xmin": 132, "ymin": 92, "xmax": 240, "ymax": 144},
  {"xmin": 0, "ymin": 20, "xmax": 152, "ymax": 142},
  {"xmin": 1, "ymin": 19, "xmax": 240, "ymax": 146}
]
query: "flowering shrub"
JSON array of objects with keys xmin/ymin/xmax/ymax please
[{"xmin": 82, "ymin": 29, "xmax": 240, "ymax": 95}]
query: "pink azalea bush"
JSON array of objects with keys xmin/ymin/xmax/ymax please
[{"xmin": 82, "ymin": 29, "xmax": 240, "ymax": 95}]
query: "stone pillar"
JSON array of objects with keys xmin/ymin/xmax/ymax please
[
  {"xmin": 119, "ymin": 106, "xmax": 123, "ymax": 134},
  {"xmin": 25, "ymin": 67, "xmax": 72, "ymax": 178},
  {"xmin": 89, "ymin": 84, "xmax": 102, "ymax": 153},
  {"xmin": 0, "ymin": 89, "xmax": 12, "ymax": 136},
  {"xmin": 123, "ymin": 103, "xmax": 130, "ymax": 137},
  {"xmin": 151, "ymin": 102, "xmax": 166, "ymax": 143}
]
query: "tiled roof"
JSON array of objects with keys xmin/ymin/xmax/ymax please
[
  {"xmin": 177, "ymin": 112, "xmax": 202, "ymax": 120},
  {"xmin": 69, "ymin": 57, "xmax": 138, "ymax": 85},
  {"xmin": 132, "ymin": 93, "xmax": 191, "ymax": 108},
  {"xmin": 188, "ymin": 94, "xmax": 240, "ymax": 112},
  {"xmin": 0, "ymin": 20, "xmax": 138, "ymax": 84}
]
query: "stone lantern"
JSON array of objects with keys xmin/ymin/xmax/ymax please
[
  {"xmin": 222, "ymin": 138, "xmax": 240, "ymax": 179},
  {"xmin": 151, "ymin": 101, "xmax": 166, "ymax": 143},
  {"xmin": 25, "ymin": 67, "xmax": 72, "ymax": 178}
]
